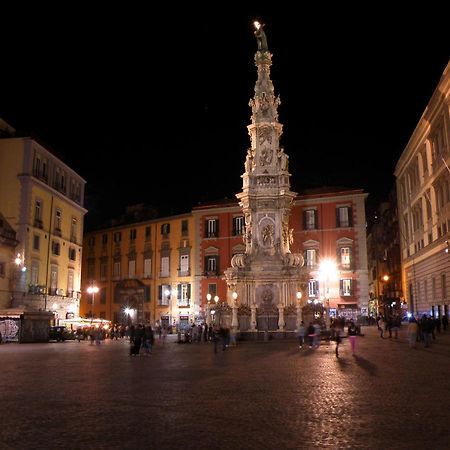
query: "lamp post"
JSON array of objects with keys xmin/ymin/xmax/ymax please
[
  {"xmin": 231, "ymin": 291, "xmax": 238, "ymax": 330},
  {"xmin": 214, "ymin": 295, "xmax": 219, "ymax": 325},
  {"xmin": 87, "ymin": 285, "xmax": 99, "ymax": 322},
  {"xmin": 206, "ymin": 293, "xmax": 212, "ymax": 325},
  {"xmin": 296, "ymin": 291, "xmax": 303, "ymax": 330},
  {"xmin": 12, "ymin": 253, "xmax": 26, "ymax": 304}
]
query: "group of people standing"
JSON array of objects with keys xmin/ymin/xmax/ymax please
[{"xmin": 297, "ymin": 319, "xmax": 360, "ymax": 357}]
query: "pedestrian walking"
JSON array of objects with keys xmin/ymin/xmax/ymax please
[
  {"xmin": 442, "ymin": 314, "xmax": 449, "ymax": 331},
  {"xmin": 348, "ymin": 320, "xmax": 358, "ymax": 354},
  {"xmin": 297, "ymin": 321, "xmax": 306, "ymax": 349},
  {"xmin": 407, "ymin": 318, "xmax": 418, "ymax": 349},
  {"xmin": 335, "ymin": 327, "xmax": 342, "ymax": 357}
]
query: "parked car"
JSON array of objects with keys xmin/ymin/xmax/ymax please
[{"xmin": 49, "ymin": 326, "xmax": 68, "ymax": 342}]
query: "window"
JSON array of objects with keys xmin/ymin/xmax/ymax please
[
  {"xmin": 69, "ymin": 247, "xmax": 76, "ymax": 261},
  {"xmin": 128, "ymin": 260, "xmax": 136, "ymax": 278},
  {"xmin": 33, "ymin": 156, "xmax": 41, "ymax": 177},
  {"xmin": 143, "ymin": 258, "xmax": 151, "ymax": 278},
  {"xmin": 55, "ymin": 209, "xmax": 62, "ymax": 236},
  {"xmin": 50, "ymin": 265, "xmax": 58, "ymax": 294},
  {"xmin": 67, "ymin": 269, "xmax": 74, "ymax": 296},
  {"xmin": 303, "ymin": 210, "xmax": 317, "ymax": 230},
  {"xmin": 181, "ymin": 220, "xmax": 188, "ymax": 237},
  {"xmin": 340, "ymin": 279, "xmax": 353, "ymax": 296},
  {"xmin": 158, "ymin": 284, "xmax": 171, "ymax": 306},
  {"xmin": 87, "ymin": 260, "xmax": 95, "ymax": 279},
  {"xmin": 340, "ymin": 247, "xmax": 351, "ymax": 269},
  {"xmin": 0, "ymin": 262, "xmax": 4, "ymax": 277},
  {"xmin": 130, "ymin": 229, "xmax": 137, "ymax": 241},
  {"xmin": 207, "ymin": 283, "xmax": 217, "ymax": 297},
  {"xmin": 233, "ymin": 216, "xmax": 245, "ymax": 235},
  {"xmin": 102, "ymin": 233, "xmax": 108, "ymax": 246},
  {"xmin": 205, "ymin": 256, "xmax": 218, "ymax": 274},
  {"xmin": 308, "ymin": 280, "xmax": 319, "ymax": 297},
  {"xmin": 180, "ymin": 254, "xmax": 189, "ymax": 274},
  {"xmin": 88, "ymin": 236, "xmax": 95, "ymax": 247},
  {"xmin": 161, "ymin": 223, "xmax": 170, "ymax": 236},
  {"xmin": 52, "ymin": 241, "xmax": 60, "ymax": 256},
  {"xmin": 31, "ymin": 261, "xmax": 39, "ymax": 285},
  {"xmin": 336, "ymin": 207, "xmax": 352, "ymax": 228},
  {"xmin": 100, "ymin": 288, "xmax": 107, "ymax": 304},
  {"xmin": 160, "ymin": 256, "xmax": 170, "ymax": 277},
  {"xmin": 71, "ymin": 218, "xmax": 77, "ymax": 242},
  {"xmin": 114, "ymin": 232, "xmax": 121, "ymax": 243},
  {"xmin": 100, "ymin": 261, "xmax": 108, "ymax": 280},
  {"xmin": 34, "ymin": 199, "xmax": 42, "ymax": 222},
  {"xmin": 113, "ymin": 261, "xmax": 121, "ymax": 278},
  {"xmin": 177, "ymin": 283, "xmax": 191, "ymax": 307},
  {"xmin": 33, "ymin": 234, "xmax": 40, "ymax": 251},
  {"xmin": 206, "ymin": 219, "xmax": 218, "ymax": 238},
  {"xmin": 145, "ymin": 226, "xmax": 151, "ymax": 241},
  {"xmin": 305, "ymin": 249, "xmax": 317, "ymax": 268}
]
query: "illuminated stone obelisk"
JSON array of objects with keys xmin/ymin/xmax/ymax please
[{"xmin": 225, "ymin": 22, "xmax": 303, "ymax": 333}]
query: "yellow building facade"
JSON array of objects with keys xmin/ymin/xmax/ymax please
[
  {"xmin": 0, "ymin": 126, "xmax": 86, "ymax": 320},
  {"xmin": 0, "ymin": 214, "xmax": 18, "ymax": 309},
  {"xmin": 81, "ymin": 206, "xmax": 198, "ymax": 328}
]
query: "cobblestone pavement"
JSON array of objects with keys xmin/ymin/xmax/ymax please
[{"xmin": 1, "ymin": 326, "xmax": 450, "ymax": 450}]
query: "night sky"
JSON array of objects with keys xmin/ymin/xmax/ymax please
[{"xmin": 1, "ymin": 6, "xmax": 448, "ymax": 228}]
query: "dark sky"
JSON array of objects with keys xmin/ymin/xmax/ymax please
[{"xmin": 1, "ymin": 6, "xmax": 448, "ymax": 228}]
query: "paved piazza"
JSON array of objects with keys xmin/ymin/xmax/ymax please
[{"xmin": 1, "ymin": 326, "xmax": 450, "ymax": 450}]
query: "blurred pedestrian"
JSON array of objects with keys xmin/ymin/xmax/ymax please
[
  {"xmin": 297, "ymin": 321, "xmax": 305, "ymax": 349},
  {"xmin": 348, "ymin": 320, "xmax": 358, "ymax": 354}
]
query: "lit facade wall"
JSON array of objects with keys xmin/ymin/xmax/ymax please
[
  {"xmin": 81, "ymin": 212, "xmax": 197, "ymax": 327},
  {"xmin": 292, "ymin": 189, "xmax": 369, "ymax": 320},
  {"xmin": 395, "ymin": 61, "xmax": 450, "ymax": 317},
  {"xmin": 0, "ymin": 136, "xmax": 86, "ymax": 319},
  {"xmin": 193, "ymin": 189, "xmax": 369, "ymax": 321},
  {"xmin": 192, "ymin": 202, "xmax": 244, "ymax": 314}
]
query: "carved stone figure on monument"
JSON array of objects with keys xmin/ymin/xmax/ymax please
[
  {"xmin": 278, "ymin": 147, "xmax": 289, "ymax": 172},
  {"xmin": 261, "ymin": 224, "xmax": 274, "ymax": 247},
  {"xmin": 289, "ymin": 228, "xmax": 294, "ymax": 245},
  {"xmin": 260, "ymin": 148, "xmax": 273, "ymax": 166},
  {"xmin": 254, "ymin": 21, "xmax": 268, "ymax": 52},
  {"xmin": 262, "ymin": 288, "xmax": 273, "ymax": 305},
  {"xmin": 245, "ymin": 148, "xmax": 254, "ymax": 173}
]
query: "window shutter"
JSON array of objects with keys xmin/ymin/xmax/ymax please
[
  {"xmin": 350, "ymin": 279, "xmax": 355, "ymax": 296},
  {"xmin": 336, "ymin": 208, "xmax": 340, "ymax": 228},
  {"xmin": 216, "ymin": 256, "xmax": 220, "ymax": 274},
  {"xmin": 349, "ymin": 247, "xmax": 354, "ymax": 270},
  {"xmin": 336, "ymin": 247, "xmax": 341, "ymax": 269},
  {"xmin": 314, "ymin": 210, "xmax": 318, "ymax": 230},
  {"xmin": 204, "ymin": 256, "xmax": 209, "ymax": 273},
  {"xmin": 177, "ymin": 284, "xmax": 182, "ymax": 300},
  {"xmin": 339, "ymin": 279, "xmax": 344, "ymax": 296},
  {"xmin": 205, "ymin": 221, "xmax": 209, "ymax": 238},
  {"xmin": 232, "ymin": 218, "xmax": 237, "ymax": 236},
  {"xmin": 158, "ymin": 285, "xmax": 162, "ymax": 300},
  {"xmin": 215, "ymin": 220, "xmax": 219, "ymax": 237},
  {"xmin": 303, "ymin": 211, "xmax": 307, "ymax": 230},
  {"xmin": 348, "ymin": 207, "xmax": 353, "ymax": 227},
  {"xmin": 187, "ymin": 284, "xmax": 191, "ymax": 299}
]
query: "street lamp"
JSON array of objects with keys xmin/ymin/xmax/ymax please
[
  {"xmin": 213, "ymin": 296, "xmax": 219, "ymax": 325},
  {"xmin": 87, "ymin": 285, "xmax": 99, "ymax": 321}
]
